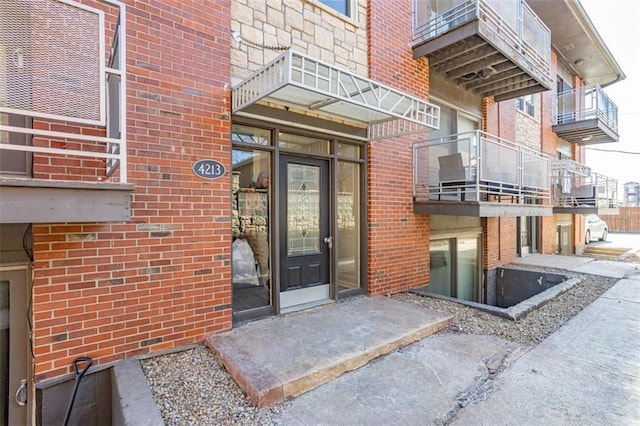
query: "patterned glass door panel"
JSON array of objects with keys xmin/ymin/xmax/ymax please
[{"xmin": 287, "ymin": 163, "xmax": 320, "ymax": 255}]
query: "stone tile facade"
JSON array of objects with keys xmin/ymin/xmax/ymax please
[{"xmin": 230, "ymin": 0, "xmax": 368, "ymax": 84}]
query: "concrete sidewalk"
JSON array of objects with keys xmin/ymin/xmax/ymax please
[
  {"xmin": 276, "ymin": 259, "xmax": 640, "ymax": 424},
  {"xmin": 514, "ymin": 253, "xmax": 640, "ymax": 278},
  {"xmin": 454, "ymin": 274, "xmax": 640, "ymax": 425}
]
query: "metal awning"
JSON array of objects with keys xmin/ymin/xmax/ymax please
[{"xmin": 232, "ymin": 50, "xmax": 440, "ymax": 140}]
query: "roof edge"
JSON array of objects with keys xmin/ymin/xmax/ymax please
[{"xmin": 572, "ymin": 0, "xmax": 626, "ymax": 87}]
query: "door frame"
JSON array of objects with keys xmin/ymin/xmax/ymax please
[
  {"xmin": 278, "ymin": 155, "xmax": 332, "ymax": 313},
  {"xmin": 0, "ymin": 264, "xmax": 33, "ymax": 426},
  {"xmin": 429, "ymin": 232, "xmax": 483, "ymax": 303},
  {"xmin": 231, "ymin": 120, "xmax": 368, "ymax": 322},
  {"xmin": 517, "ymin": 216, "xmax": 539, "ymax": 256}
]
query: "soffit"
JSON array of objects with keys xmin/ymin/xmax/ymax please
[{"xmin": 527, "ymin": 0, "xmax": 625, "ymax": 87}]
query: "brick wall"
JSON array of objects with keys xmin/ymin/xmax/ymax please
[
  {"xmin": 483, "ymin": 96, "xmax": 518, "ymax": 268},
  {"xmin": 539, "ymin": 52, "xmax": 558, "ymax": 253},
  {"xmin": 498, "ymin": 99, "xmax": 517, "ymax": 142},
  {"xmin": 483, "ymin": 98, "xmax": 497, "ymax": 133},
  {"xmin": 483, "ymin": 217, "xmax": 517, "ymax": 270},
  {"xmin": 366, "ymin": 0, "xmax": 430, "ymax": 295},
  {"xmin": 32, "ymin": 0, "xmax": 232, "ymax": 380}
]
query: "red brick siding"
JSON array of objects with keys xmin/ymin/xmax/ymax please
[
  {"xmin": 539, "ymin": 52, "xmax": 559, "ymax": 253},
  {"xmin": 483, "ymin": 217, "xmax": 517, "ymax": 270},
  {"xmin": 366, "ymin": 0, "xmax": 430, "ymax": 295},
  {"xmin": 483, "ymin": 96, "xmax": 517, "ymax": 268},
  {"xmin": 32, "ymin": 0, "xmax": 232, "ymax": 380},
  {"xmin": 483, "ymin": 98, "xmax": 498, "ymax": 134}
]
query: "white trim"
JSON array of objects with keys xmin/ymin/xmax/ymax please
[
  {"xmin": 0, "ymin": 107, "xmax": 103, "ymax": 128},
  {"xmin": 0, "ymin": 125, "xmax": 122, "ymax": 146},
  {"xmin": 0, "ymin": 0, "xmax": 128, "ymax": 183},
  {"xmin": 117, "ymin": 1, "xmax": 127, "ymax": 182},
  {"xmin": 0, "ymin": 142, "xmax": 120, "ymax": 160}
]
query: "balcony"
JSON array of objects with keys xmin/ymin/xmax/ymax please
[
  {"xmin": 553, "ymin": 85, "xmax": 619, "ymax": 145},
  {"xmin": 551, "ymin": 159, "xmax": 618, "ymax": 215},
  {"xmin": 413, "ymin": 131, "xmax": 552, "ymax": 217},
  {"xmin": 412, "ymin": 0, "xmax": 552, "ymax": 101},
  {"xmin": 0, "ymin": 0, "xmax": 132, "ymax": 223}
]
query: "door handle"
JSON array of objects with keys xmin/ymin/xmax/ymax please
[
  {"xmin": 15, "ymin": 379, "xmax": 27, "ymax": 407},
  {"xmin": 323, "ymin": 236, "xmax": 333, "ymax": 249}
]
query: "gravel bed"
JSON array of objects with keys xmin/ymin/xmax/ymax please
[
  {"xmin": 392, "ymin": 271, "xmax": 618, "ymax": 345},
  {"xmin": 141, "ymin": 346, "xmax": 282, "ymax": 426},
  {"xmin": 142, "ymin": 266, "xmax": 625, "ymax": 424}
]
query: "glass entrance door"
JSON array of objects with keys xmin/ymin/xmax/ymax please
[
  {"xmin": 279, "ymin": 156, "xmax": 331, "ymax": 311},
  {"xmin": 0, "ymin": 268, "xmax": 30, "ymax": 425}
]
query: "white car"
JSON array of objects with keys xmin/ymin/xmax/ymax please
[{"xmin": 585, "ymin": 214, "xmax": 608, "ymax": 244}]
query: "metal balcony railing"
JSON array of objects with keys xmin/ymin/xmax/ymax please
[
  {"xmin": 551, "ymin": 159, "xmax": 618, "ymax": 208},
  {"xmin": 413, "ymin": 0, "xmax": 551, "ymax": 81},
  {"xmin": 413, "ymin": 130, "xmax": 550, "ymax": 204},
  {"xmin": 554, "ymin": 85, "xmax": 619, "ymax": 134},
  {"xmin": 0, "ymin": 0, "xmax": 127, "ymax": 183}
]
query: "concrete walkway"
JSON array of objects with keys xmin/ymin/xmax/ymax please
[
  {"xmin": 203, "ymin": 253, "xmax": 640, "ymax": 423},
  {"xmin": 514, "ymin": 253, "xmax": 640, "ymax": 278},
  {"xmin": 278, "ymin": 265, "xmax": 640, "ymax": 425},
  {"xmin": 206, "ymin": 296, "xmax": 452, "ymax": 407}
]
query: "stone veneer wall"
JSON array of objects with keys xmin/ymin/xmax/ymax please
[
  {"xmin": 515, "ymin": 98, "xmax": 542, "ymax": 151},
  {"xmin": 230, "ymin": 0, "xmax": 369, "ymax": 83}
]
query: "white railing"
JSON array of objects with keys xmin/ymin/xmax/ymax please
[
  {"xmin": 0, "ymin": 0, "xmax": 127, "ymax": 183},
  {"xmin": 551, "ymin": 159, "xmax": 618, "ymax": 208},
  {"xmin": 413, "ymin": 0, "xmax": 551, "ymax": 81},
  {"xmin": 413, "ymin": 130, "xmax": 550, "ymax": 203},
  {"xmin": 554, "ymin": 85, "xmax": 619, "ymax": 134},
  {"xmin": 232, "ymin": 50, "xmax": 440, "ymax": 139}
]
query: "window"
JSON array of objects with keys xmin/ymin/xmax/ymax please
[
  {"xmin": 0, "ymin": 114, "xmax": 32, "ymax": 177},
  {"xmin": 429, "ymin": 236, "xmax": 481, "ymax": 302},
  {"xmin": 319, "ymin": 0, "xmax": 350, "ymax": 16},
  {"xmin": 516, "ymin": 94, "xmax": 535, "ymax": 117}
]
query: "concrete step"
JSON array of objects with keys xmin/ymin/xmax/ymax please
[
  {"xmin": 584, "ymin": 246, "xmax": 630, "ymax": 258},
  {"xmin": 206, "ymin": 296, "xmax": 452, "ymax": 407}
]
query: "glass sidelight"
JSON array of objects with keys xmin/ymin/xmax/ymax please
[
  {"xmin": 231, "ymin": 147, "xmax": 272, "ymax": 313},
  {"xmin": 337, "ymin": 161, "xmax": 361, "ymax": 293}
]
